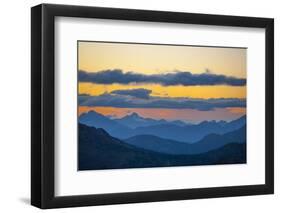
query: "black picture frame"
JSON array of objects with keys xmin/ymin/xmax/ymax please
[{"xmin": 31, "ymin": 3, "xmax": 274, "ymax": 209}]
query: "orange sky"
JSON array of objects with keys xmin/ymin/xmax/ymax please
[
  {"xmin": 79, "ymin": 82, "xmax": 246, "ymax": 99},
  {"xmin": 78, "ymin": 41, "xmax": 246, "ymax": 121},
  {"xmin": 78, "ymin": 41, "xmax": 246, "ymax": 99}
]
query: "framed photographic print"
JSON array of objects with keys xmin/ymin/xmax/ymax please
[{"xmin": 31, "ymin": 4, "xmax": 274, "ymax": 209}]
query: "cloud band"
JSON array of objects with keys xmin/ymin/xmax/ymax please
[
  {"xmin": 111, "ymin": 88, "xmax": 152, "ymax": 99},
  {"xmin": 79, "ymin": 92, "xmax": 246, "ymax": 111},
  {"xmin": 78, "ymin": 69, "xmax": 246, "ymax": 86}
]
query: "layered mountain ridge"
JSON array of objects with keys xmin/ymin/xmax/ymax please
[
  {"xmin": 79, "ymin": 123, "xmax": 246, "ymax": 170},
  {"xmin": 79, "ymin": 110, "xmax": 246, "ymax": 143}
]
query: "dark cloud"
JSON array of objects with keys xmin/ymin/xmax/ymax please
[
  {"xmin": 78, "ymin": 92, "xmax": 246, "ymax": 111},
  {"xmin": 79, "ymin": 93, "xmax": 90, "ymax": 96},
  {"xmin": 78, "ymin": 69, "xmax": 246, "ymax": 86},
  {"xmin": 111, "ymin": 88, "xmax": 152, "ymax": 99}
]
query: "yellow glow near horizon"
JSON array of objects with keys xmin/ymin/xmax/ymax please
[
  {"xmin": 78, "ymin": 41, "xmax": 246, "ymax": 78},
  {"xmin": 79, "ymin": 82, "xmax": 246, "ymax": 99},
  {"xmin": 78, "ymin": 41, "xmax": 246, "ymax": 101}
]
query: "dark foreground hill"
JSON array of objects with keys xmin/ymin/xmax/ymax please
[{"xmin": 78, "ymin": 123, "xmax": 246, "ymax": 170}]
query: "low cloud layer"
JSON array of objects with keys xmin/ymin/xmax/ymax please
[
  {"xmin": 79, "ymin": 92, "xmax": 246, "ymax": 111},
  {"xmin": 78, "ymin": 69, "xmax": 246, "ymax": 86},
  {"xmin": 111, "ymin": 88, "xmax": 152, "ymax": 99}
]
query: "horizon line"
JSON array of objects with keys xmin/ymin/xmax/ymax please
[{"xmin": 79, "ymin": 108, "xmax": 246, "ymax": 124}]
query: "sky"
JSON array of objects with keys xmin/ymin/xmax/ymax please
[{"xmin": 78, "ymin": 41, "xmax": 246, "ymax": 122}]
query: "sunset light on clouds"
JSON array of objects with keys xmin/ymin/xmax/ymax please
[{"xmin": 78, "ymin": 41, "xmax": 246, "ymax": 122}]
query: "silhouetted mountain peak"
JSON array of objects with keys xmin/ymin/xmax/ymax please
[
  {"xmin": 89, "ymin": 110, "xmax": 103, "ymax": 116},
  {"xmin": 80, "ymin": 110, "xmax": 103, "ymax": 118},
  {"xmin": 127, "ymin": 112, "xmax": 141, "ymax": 119},
  {"xmin": 131, "ymin": 112, "xmax": 139, "ymax": 117},
  {"xmin": 198, "ymin": 120, "xmax": 215, "ymax": 126}
]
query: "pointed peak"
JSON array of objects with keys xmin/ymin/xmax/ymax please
[
  {"xmin": 199, "ymin": 120, "xmax": 209, "ymax": 125},
  {"xmin": 131, "ymin": 112, "xmax": 139, "ymax": 116},
  {"xmin": 127, "ymin": 112, "xmax": 141, "ymax": 118},
  {"xmin": 79, "ymin": 110, "xmax": 107, "ymax": 119}
]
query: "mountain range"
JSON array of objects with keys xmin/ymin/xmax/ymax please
[
  {"xmin": 114, "ymin": 112, "xmax": 187, "ymax": 128},
  {"xmin": 78, "ymin": 123, "xmax": 246, "ymax": 170},
  {"xmin": 125, "ymin": 125, "xmax": 245, "ymax": 155},
  {"xmin": 79, "ymin": 110, "xmax": 246, "ymax": 143}
]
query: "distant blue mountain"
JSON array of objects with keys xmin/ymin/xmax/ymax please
[
  {"xmin": 79, "ymin": 110, "xmax": 246, "ymax": 143},
  {"xmin": 78, "ymin": 123, "xmax": 246, "ymax": 170},
  {"xmin": 125, "ymin": 125, "xmax": 246, "ymax": 154},
  {"xmin": 79, "ymin": 110, "xmax": 131, "ymax": 137},
  {"xmin": 114, "ymin": 112, "xmax": 187, "ymax": 129},
  {"xmin": 132, "ymin": 115, "xmax": 246, "ymax": 142}
]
